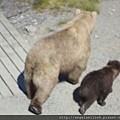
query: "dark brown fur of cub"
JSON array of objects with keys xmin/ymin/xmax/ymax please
[{"xmin": 79, "ymin": 60, "xmax": 120, "ymax": 115}]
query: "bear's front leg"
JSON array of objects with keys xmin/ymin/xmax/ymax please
[
  {"xmin": 67, "ymin": 57, "xmax": 88, "ymax": 84},
  {"xmin": 68, "ymin": 66, "xmax": 83, "ymax": 84}
]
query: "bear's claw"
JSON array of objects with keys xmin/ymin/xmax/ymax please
[
  {"xmin": 29, "ymin": 104, "xmax": 41, "ymax": 115},
  {"xmin": 79, "ymin": 106, "xmax": 85, "ymax": 115}
]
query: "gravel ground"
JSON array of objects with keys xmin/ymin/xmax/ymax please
[
  {"xmin": 0, "ymin": 0, "xmax": 76, "ymax": 45},
  {"xmin": 0, "ymin": 0, "xmax": 120, "ymax": 115}
]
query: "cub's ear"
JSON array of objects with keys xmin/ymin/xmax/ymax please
[
  {"xmin": 107, "ymin": 60, "xmax": 120, "ymax": 70},
  {"xmin": 75, "ymin": 9, "xmax": 81, "ymax": 15},
  {"xmin": 92, "ymin": 11, "xmax": 97, "ymax": 20},
  {"xmin": 117, "ymin": 62, "xmax": 120, "ymax": 70},
  {"xmin": 107, "ymin": 60, "xmax": 113, "ymax": 65}
]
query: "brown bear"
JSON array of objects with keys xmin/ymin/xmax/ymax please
[
  {"xmin": 78, "ymin": 60, "xmax": 120, "ymax": 115},
  {"xmin": 24, "ymin": 9, "xmax": 97, "ymax": 114}
]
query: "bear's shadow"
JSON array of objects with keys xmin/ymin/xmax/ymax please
[
  {"xmin": 17, "ymin": 72, "xmax": 27, "ymax": 96},
  {"xmin": 17, "ymin": 72, "xmax": 68, "ymax": 96},
  {"xmin": 17, "ymin": 72, "xmax": 80, "ymax": 104},
  {"xmin": 73, "ymin": 87, "xmax": 80, "ymax": 104}
]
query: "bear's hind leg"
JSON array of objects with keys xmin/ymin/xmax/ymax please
[
  {"xmin": 78, "ymin": 97, "xmax": 84, "ymax": 107},
  {"xmin": 68, "ymin": 58, "xmax": 89, "ymax": 84},
  {"xmin": 29, "ymin": 72, "xmax": 59, "ymax": 114},
  {"xmin": 29, "ymin": 88, "xmax": 42, "ymax": 115},
  {"xmin": 24, "ymin": 71, "xmax": 34, "ymax": 99},
  {"xmin": 24, "ymin": 80, "xmax": 32, "ymax": 99},
  {"xmin": 79, "ymin": 97, "xmax": 96, "ymax": 115},
  {"xmin": 29, "ymin": 79, "xmax": 58, "ymax": 115}
]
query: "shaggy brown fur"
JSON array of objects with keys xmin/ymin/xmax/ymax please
[
  {"xmin": 79, "ymin": 60, "xmax": 120, "ymax": 115},
  {"xmin": 24, "ymin": 9, "xmax": 97, "ymax": 114}
]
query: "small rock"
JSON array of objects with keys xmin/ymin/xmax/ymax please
[
  {"xmin": 94, "ymin": 35, "xmax": 98, "ymax": 38},
  {"xmin": 12, "ymin": 20, "xmax": 17, "ymax": 23},
  {"xmin": 26, "ymin": 14, "xmax": 29, "ymax": 17},
  {"xmin": 115, "ymin": 34, "xmax": 119, "ymax": 37},
  {"xmin": 108, "ymin": 9, "xmax": 115, "ymax": 15},
  {"xmin": 25, "ymin": 40, "xmax": 28, "ymax": 43},
  {"xmin": 24, "ymin": 25, "xmax": 37, "ymax": 34},
  {"xmin": 32, "ymin": 19, "xmax": 38, "ymax": 25},
  {"xmin": 108, "ymin": 11, "xmax": 112, "ymax": 15},
  {"xmin": 20, "ymin": 15, "xmax": 24, "ymax": 20},
  {"xmin": 111, "ymin": 9, "xmax": 115, "ymax": 12},
  {"xmin": 32, "ymin": 19, "xmax": 37, "ymax": 22}
]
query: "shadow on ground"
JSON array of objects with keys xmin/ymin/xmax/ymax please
[
  {"xmin": 17, "ymin": 72, "xmax": 27, "ymax": 96},
  {"xmin": 58, "ymin": 73, "xmax": 68, "ymax": 83},
  {"xmin": 73, "ymin": 87, "xmax": 80, "ymax": 104},
  {"xmin": 17, "ymin": 72, "xmax": 68, "ymax": 96}
]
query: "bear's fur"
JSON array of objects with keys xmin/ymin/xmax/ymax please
[
  {"xmin": 24, "ymin": 9, "xmax": 97, "ymax": 114},
  {"xmin": 79, "ymin": 60, "xmax": 120, "ymax": 115}
]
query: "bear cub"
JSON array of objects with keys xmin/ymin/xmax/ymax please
[{"xmin": 78, "ymin": 60, "xmax": 120, "ymax": 115}]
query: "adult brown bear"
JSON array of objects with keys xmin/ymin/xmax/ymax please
[{"xmin": 24, "ymin": 9, "xmax": 97, "ymax": 114}]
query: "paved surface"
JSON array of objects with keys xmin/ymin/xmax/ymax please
[{"xmin": 0, "ymin": 0, "xmax": 120, "ymax": 115}]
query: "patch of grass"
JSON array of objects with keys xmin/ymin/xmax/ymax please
[
  {"xmin": 33, "ymin": 0, "xmax": 99, "ymax": 13},
  {"xmin": 58, "ymin": 19, "xmax": 70, "ymax": 25},
  {"xmin": 47, "ymin": 27, "xmax": 55, "ymax": 32},
  {"xmin": 0, "ymin": 0, "xmax": 5, "ymax": 8},
  {"xmin": 0, "ymin": 0, "xmax": 2, "ymax": 4},
  {"xmin": 78, "ymin": 0, "xmax": 99, "ymax": 13}
]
